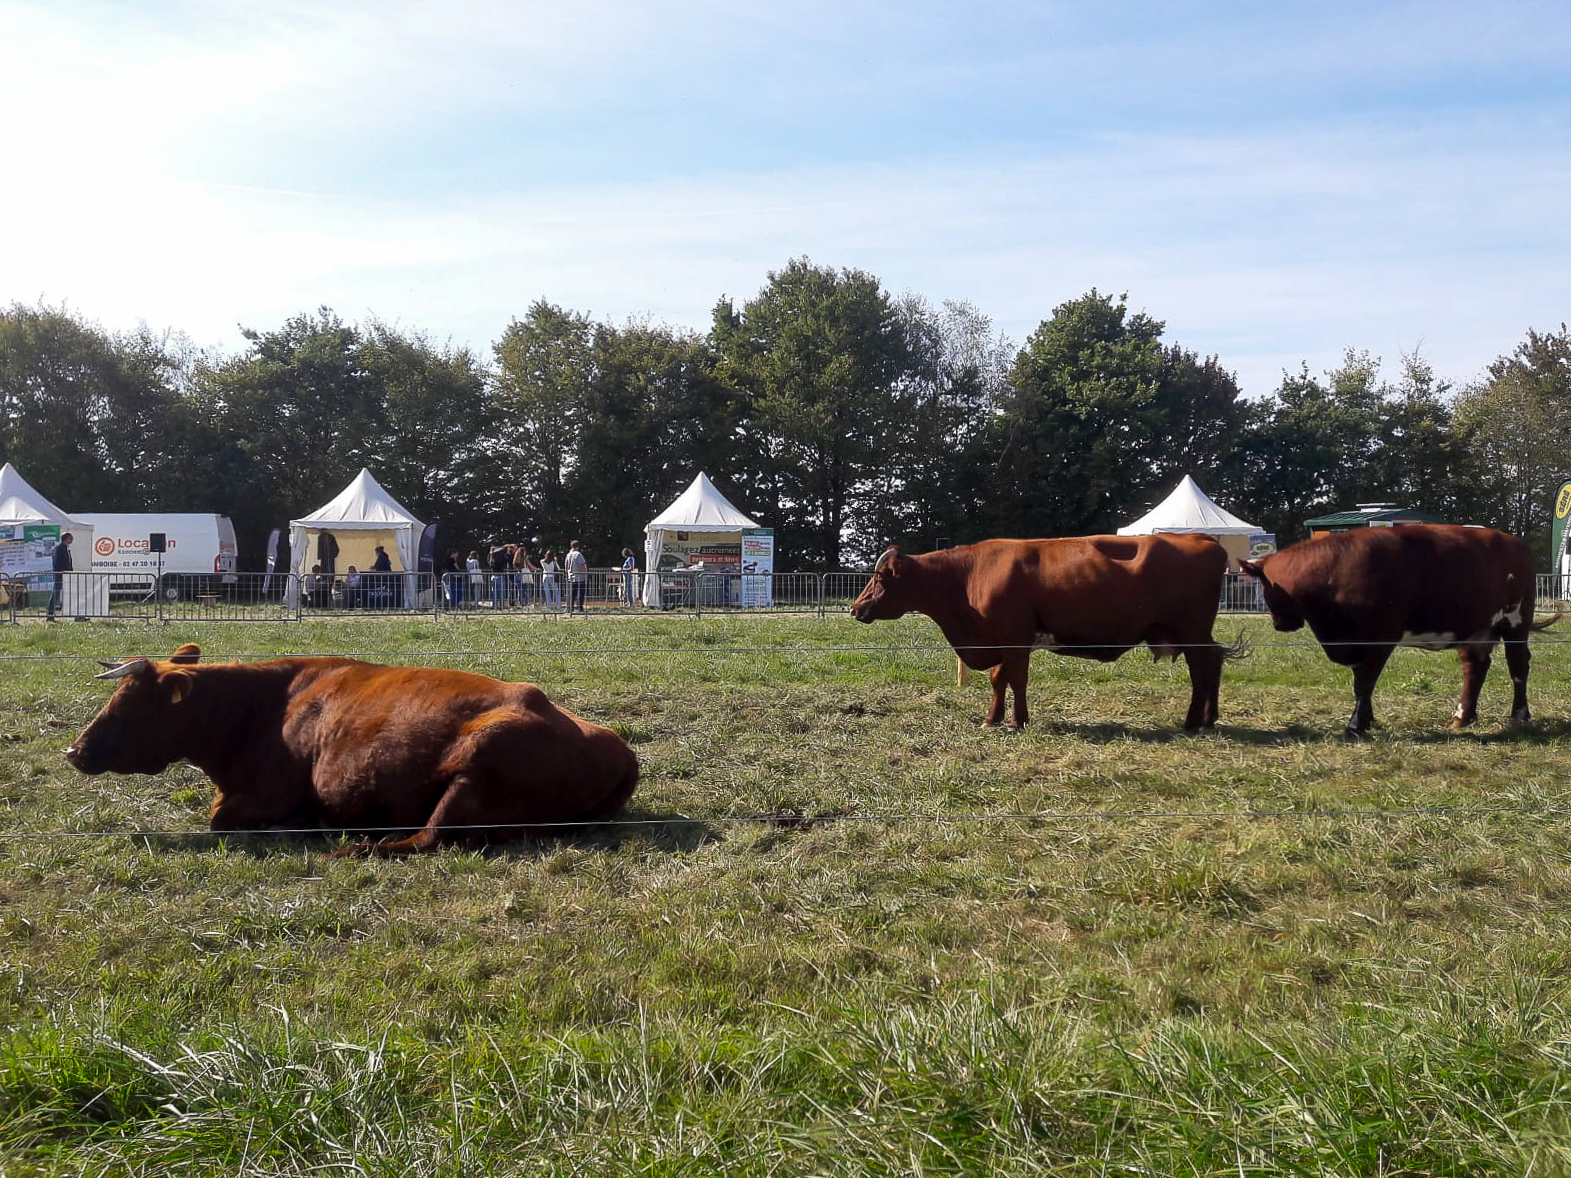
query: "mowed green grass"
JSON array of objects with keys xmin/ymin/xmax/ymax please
[{"xmin": 3, "ymin": 612, "xmax": 1571, "ymax": 1175}]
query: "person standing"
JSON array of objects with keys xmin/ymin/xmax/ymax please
[
  {"xmin": 539, "ymin": 550, "xmax": 561, "ymax": 608},
  {"xmin": 619, "ymin": 547, "xmax": 638, "ymax": 607},
  {"xmin": 46, "ymin": 531, "xmax": 73, "ymax": 622},
  {"xmin": 443, "ymin": 549, "xmax": 464, "ymax": 610},
  {"xmin": 513, "ymin": 543, "xmax": 537, "ymax": 607},
  {"xmin": 487, "ymin": 545, "xmax": 511, "ymax": 608},
  {"xmin": 466, "ymin": 550, "xmax": 483, "ymax": 606},
  {"xmin": 371, "ymin": 544, "xmax": 393, "ymax": 607},
  {"xmin": 565, "ymin": 540, "xmax": 588, "ymax": 613}
]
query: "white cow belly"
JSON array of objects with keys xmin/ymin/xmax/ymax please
[
  {"xmin": 1492, "ymin": 604, "xmax": 1524, "ymax": 628},
  {"xmin": 1400, "ymin": 629, "xmax": 1494, "ymax": 650},
  {"xmin": 1033, "ymin": 632, "xmax": 1059, "ymax": 650}
]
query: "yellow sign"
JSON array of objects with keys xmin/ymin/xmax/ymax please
[{"xmin": 1557, "ymin": 483, "xmax": 1571, "ymax": 520}]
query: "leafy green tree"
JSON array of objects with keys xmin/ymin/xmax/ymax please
[
  {"xmin": 0, "ymin": 304, "xmax": 188, "ymax": 510},
  {"xmin": 712, "ymin": 259, "xmax": 914, "ymax": 567},
  {"xmin": 492, "ymin": 301, "xmax": 596, "ymax": 544},
  {"xmin": 188, "ymin": 308, "xmax": 381, "ymax": 564},
  {"xmin": 853, "ymin": 295, "xmax": 1011, "ymax": 556},
  {"xmin": 568, "ymin": 320, "xmax": 738, "ymax": 563},
  {"xmin": 1366, "ymin": 351, "xmax": 1490, "ymax": 527},
  {"xmin": 354, "ymin": 321, "xmax": 495, "ymax": 551},
  {"xmin": 991, "ymin": 290, "xmax": 1181, "ymax": 537},
  {"xmin": 1454, "ymin": 324, "xmax": 1571, "ymax": 553}
]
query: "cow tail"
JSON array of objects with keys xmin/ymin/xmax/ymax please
[
  {"xmin": 1220, "ymin": 630, "xmax": 1252, "ymax": 661},
  {"xmin": 1530, "ymin": 605, "xmax": 1565, "ymax": 632}
]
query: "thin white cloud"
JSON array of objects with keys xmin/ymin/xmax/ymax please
[{"xmin": 2, "ymin": 1, "xmax": 1568, "ymax": 398}]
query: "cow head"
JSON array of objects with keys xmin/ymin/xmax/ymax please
[
  {"xmin": 850, "ymin": 547, "xmax": 915, "ymax": 623},
  {"xmin": 65, "ymin": 643, "xmax": 204, "ymax": 776},
  {"xmin": 1239, "ymin": 559, "xmax": 1305, "ymax": 632}
]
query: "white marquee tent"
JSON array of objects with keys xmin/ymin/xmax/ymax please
[
  {"xmin": 287, "ymin": 469, "xmax": 425, "ymax": 606},
  {"xmin": 643, "ymin": 472, "xmax": 759, "ymax": 607},
  {"xmin": 1117, "ymin": 474, "xmax": 1261, "ymax": 567},
  {"xmin": 0, "ymin": 462, "xmax": 106, "ymax": 615}
]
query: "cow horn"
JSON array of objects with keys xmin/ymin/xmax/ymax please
[
  {"xmin": 874, "ymin": 547, "xmax": 898, "ymax": 573},
  {"xmin": 93, "ymin": 659, "xmax": 148, "ymax": 680}
]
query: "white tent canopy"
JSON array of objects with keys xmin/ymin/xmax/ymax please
[
  {"xmin": 643, "ymin": 472, "xmax": 759, "ymax": 606},
  {"xmin": 0, "ymin": 462, "xmax": 83, "ymax": 528},
  {"xmin": 287, "ymin": 469, "xmax": 425, "ymax": 605},
  {"xmin": 1118, "ymin": 475, "xmax": 1257, "ymax": 535},
  {"xmin": 0, "ymin": 462, "xmax": 106, "ymax": 615}
]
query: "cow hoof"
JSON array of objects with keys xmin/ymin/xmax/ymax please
[
  {"xmin": 1448, "ymin": 716, "xmax": 1476, "ymax": 730},
  {"xmin": 1342, "ymin": 726, "xmax": 1370, "ymax": 741}
]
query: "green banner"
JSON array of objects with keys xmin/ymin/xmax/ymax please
[{"xmin": 1554, "ymin": 481, "xmax": 1571, "ymax": 576}]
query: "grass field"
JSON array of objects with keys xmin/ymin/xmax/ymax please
[{"xmin": 3, "ymin": 612, "xmax": 1571, "ymax": 1175}]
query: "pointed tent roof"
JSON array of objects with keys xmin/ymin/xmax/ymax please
[
  {"xmin": 1118, "ymin": 474, "xmax": 1258, "ymax": 535},
  {"xmin": 291, "ymin": 468, "xmax": 423, "ymax": 529},
  {"xmin": 647, "ymin": 472, "xmax": 758, "ymax": 533},
  {"xmin": 0, "ymin": 462, "xmax": 82, "ymax": 526}
]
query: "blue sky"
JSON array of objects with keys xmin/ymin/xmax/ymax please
[{"xmin": 3, "ymin": 0, "xmax": 1568, "ymax": 397}]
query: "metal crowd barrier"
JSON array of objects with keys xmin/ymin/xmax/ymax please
[{"xmin": 0, "ymin": 568, "xmax": 1287, "ymax": 625}]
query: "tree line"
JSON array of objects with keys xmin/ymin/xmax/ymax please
[{"xmin": 2, "ymin": 257, "xmax": 1568, "ymax": 571}]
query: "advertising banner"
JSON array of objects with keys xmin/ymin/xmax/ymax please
[
  {"xmin": 656, "ymin": 531, "xmax": 742, "ymax": 572},
  {"xmin": 1553, "ymin": 480, "xmax": 1571, "ymax": 581},
  {"xmin": 740, "ymin": 528, "xmax": 775, "ymax": 607},
  {"xmin": 1247, "ymin": 533, "xmax": 1277, "ymax": 559},
  {"xmin": 0, "ymin": 524, "xmax": 61, "ymax": 592}
]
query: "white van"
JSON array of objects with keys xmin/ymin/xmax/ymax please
[{"xmin": 75, "ymin": 513, "xmax": 239, "ymax": 598}]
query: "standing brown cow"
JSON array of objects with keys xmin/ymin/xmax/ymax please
[
  {"xmin": 850, "ymin": 534, "xmax": 1231, "ymax": 729},
  {"xmin": 65, "ymin": 643, "xmax": 638, "ymax": 855},
  {"xmin": 1240, "ymin": 524, "xmax": 1552, "ymax": 735}
]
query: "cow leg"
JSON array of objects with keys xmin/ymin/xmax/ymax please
[
  {"xmin": 1452, "ymin": 643, "xmax": 1495, "ymax": 728},
  {"xmin": 328, "ymin": 774, "xmax": 487, "ymax": 857},
  {"xmin": 1346, "ymin": 647, "xmax": 1394, "ymax": 736},
  {"xmin": 1503, "ymin": 629, "xmax": 1532, "ymax": 724},
  {"xmin": 987, "ymin": 652, "xmax": 1030, "ymax": 728},
  {"xmin": 1181, "ymin": 643, "xmax": 1223, "ymax": 731}
]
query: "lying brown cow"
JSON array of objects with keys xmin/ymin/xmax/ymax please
[
  {"xmin": 1241, "ymin": 524, "xmax": 1551, "ymax": 735},
  {"xmin": 65, "ymin": 643, "xmax": 638, "ymax": 855},
  {"xmin": 850, "ymin": 535, "xmax": 1231, "ymax": 729}
]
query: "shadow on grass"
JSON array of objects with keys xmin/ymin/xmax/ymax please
[
  {"xmin": 135, "ymin": 806, "xmax": 720, "ymax": 859},
  {"xmin": 1026, "ymin": 717, "xmax": 1571, "ymax": 746},
  {"xmin": 1030, "ymin": 720, "xmax": 1338, "ymax": 746}
]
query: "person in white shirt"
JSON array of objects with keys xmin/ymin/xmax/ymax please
[
  {"xmin": 564, "ymin": 540, "xmax": 589, "ymax": 613},
  {"xmin": 539, "ymin": 550, "xmax": 562, "ymax": 608}
]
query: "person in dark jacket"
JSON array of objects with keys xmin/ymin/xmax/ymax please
[
  {"xmin": 443, "ymin": 549, "xmax": 464, "ymax": 610},
  {"xmin": 46, "ymin": 532, "xmax": 73, "ymax": 621}
]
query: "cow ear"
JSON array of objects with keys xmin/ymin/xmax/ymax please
[
  {"xmin": 169, "ymin": 644, "xmax": 202, "ymax": 664},
  {"xmin": 1239, "ymin": 559, "xmax": 1265, "ymax": 582},
  {"xmin": 164, "ymin": 669, "xmax": 195, "ymax": 706},
  {"xmin": 888, "ymin": 552, "xmax": 911, "ymax": 576}
]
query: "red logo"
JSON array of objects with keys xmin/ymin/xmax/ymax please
[{"xmin": 94, "ymin": 537, "xmax": 115, "ymax": 557}]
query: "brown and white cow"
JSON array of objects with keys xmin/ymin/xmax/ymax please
[
  {"xmin": 1240, "ymin": 524, "xmax": 1551, "ymax": 735},
  {"xmin": 65, "ymin": 643, "xmax": 638, "ymax": 855},
  {"xmin": 850, "ymin": 534, "xmax": 1231, "ymax": 729}
]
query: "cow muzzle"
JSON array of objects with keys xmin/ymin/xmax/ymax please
[{"xmin": 63, "ymin": 740, "xmax": 95, "ymax": 773}]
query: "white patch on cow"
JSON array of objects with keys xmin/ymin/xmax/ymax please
[
  {"xmin": 1401, "ymin": 630, "xmax": 1457, "ymax": 650},
  {"xmin": 1492, "ymin": 604, "xmax": 1523, "ymax": 628}
]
